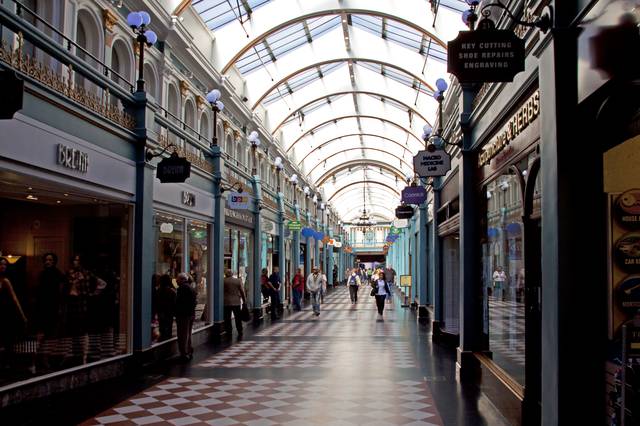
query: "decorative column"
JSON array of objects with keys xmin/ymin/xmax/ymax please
[
  {"xmin": 251, "ymin": 176, "xmax": 263, "ymax": 322},
  {"xmin": 277, "ymin": 193, "xmax": 286, "ymax": 302},
  {"xmin": 430, "ymin": 179, "xmax": 444, "ymax": 335},
  {"xmin": 293, "ymin": 205, "xmax": 301, "ymax": 273},
  {"xmin": 457, "ymin": 83, "xmax": 482, "ymax": 379},
  {"xmin": 132, "ymin": 91, "xmax": 155, "ymax": 352},
  {"xmin": 211, "ymin": 144, "xmax": 225, "ymax": 338},
  {"xmin": 305, "ymin": 211, "xmax": 312, "ymax": 274},
  {"xmin": 327, "ymin": 228, "xmax": 334, "ymax": 287},
  {"xmin": 418, "ymin": 200, "xmax": 430, "ymax": 322}
]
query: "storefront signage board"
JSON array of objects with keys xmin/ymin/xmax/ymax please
[
  {"xmin": 225, "ymin": 208, "xmax": 254, "ymax": 227},
  {"xmin": 182, "ymin": 191, "xmax": 196, "ymax": 207},
  {"xmin": 401, "ymin": 186, "xmax": 428, "ymax": 205},
  {"xmin": 395, "ymin": 205, "xmax": 414, "ymax": 219},
  {"xmin": 57, "ymin": 143, "xmax": 89, "ymax": 173},
  {"xmin": 400, "ymin": 275, "xmax": 412, "ymax": 287},
  {"xmin": 447, "ymin": 19, "xmax": 525, "ymax": 83},
  {"xmin": 413, "ymin": 149, "xmax": 451, "ymax": 177},
  {"xmin": 288, "ymin": 220, "xmax": 302, "ymax": 230},
  {"xmin": 227, "ymin": 191, "xmax": 250, "ymax": 210},
  {"xmin": 156, "ymin": 154, "xmax": 191, "ymax": 183}
]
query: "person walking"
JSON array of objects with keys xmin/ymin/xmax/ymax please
[
  {"xmin": 175, "ymin": 273, "xmax": 196, "ymax": 361},
  {"xmin": 371, "ymin": 271, "xmax": 391, "ymax": 319},
  {"xmin": 292, "ymin": 268, "xmax": 304, "ymax": 311},
  {"xmin": 384, "ymin": 266, "xmax": 397, "ymax": 302},
  {"xmin": 223, "ymin": 269, "xmax": 246, "ymax": 338},
  {"xmin": 306, "ymin": 267, "xmax": 323, "ymax": 316},
  {"xmin": 156, "ymin": 274, "xmax": 176, "ymax": 341},
  {"xmin": 268, "ymin": 267, "xmax": 282, "ymax": 319},
  {"xmin": 347, "ymin": 268, "xmax": 361, "ymax": 303}
]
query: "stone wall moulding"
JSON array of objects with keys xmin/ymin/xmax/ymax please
[
  {"xmin": 103, "ymin": 9, "xmax": 118, "ymax": 33},
  {"xmin": 179, "ymin": 80, "xmax": 189, "ymax": 97}
]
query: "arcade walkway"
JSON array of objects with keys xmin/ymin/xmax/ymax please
[{"xmin": 3, "ymin": 287, "xmax": 508, "ymax": 425}]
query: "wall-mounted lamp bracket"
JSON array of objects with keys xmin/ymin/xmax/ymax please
[{"xmin": 145, "ymin": 143, "xmax": 177, "ymax": 162}]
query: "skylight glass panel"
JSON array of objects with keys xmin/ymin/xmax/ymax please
[
  {"xmin": 281, "ymin": 94, "xmax": 348, "ymax": 127},
  {"xmin": 235, "ymin": 16, "xmax": 341, "ymax": 75},
  {"xmin": 193, "ymin": 0, "xmax": 272, "ymax": 31},
  {"xmin": 263, "ymin": 62, "xmax": 344, "ymax": 106},
  {"xmin": 356, "ymin": 62, "xmax": 432, "ymax": 96},
  {"xmin": 435, "ymin": 0, "xmax": 468, "ymax": 13}
]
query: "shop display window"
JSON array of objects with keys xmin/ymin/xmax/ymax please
[
  {"xmin": 442, "ymin": 234, "xmax": 460, "ymax": 334},
  {"xmin": 224, "ymin": 227, "xmax": 252, "ymax": 304},
  {"xmin": 481, "ymin": 171, "xmax": 526, "ymax": 385},
  {"xmin": 152, "ymin": 212, "xmax": 211, "ymax": 344},
  {"xmin": 0, "ymin": 183, "xmax": 131, "ymax": 389}
]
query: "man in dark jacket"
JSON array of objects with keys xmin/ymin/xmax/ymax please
[
  {"xmin": 268, "ymin": 267, "xmax": 281, "ymax": 320},
  {"xmin": 175, "ymin": 273, "xmax": 196, "ymax": 361}
]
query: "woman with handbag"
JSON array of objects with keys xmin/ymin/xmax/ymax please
[
  {"xmin": 371, "ymin": 271, "xmax": 391, "ymax": 319},
  {"xmin": 223, "ymin": 269, "xmax": 247, "ymax": 338}
]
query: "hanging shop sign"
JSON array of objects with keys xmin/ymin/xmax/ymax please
[
  {"xmin": 447, "ymin": 18, "xmax": 525, "ymax": 83},
  {"xmin": 57, "ymin": 143, "xmax": 89, "ymax": 173},
  {"xmin": 616, "ymin": 276, "xmax": 640, "ymax": 310},
  {"xmin": 227, "ymin": 191, "xmax": 251, "ymax": 210},
  {"xmin": 413, "ymin": 149, "xmax": 451, "ymax": 177},
  {"xmin": 287, "ymin": 220, "xmax": 302, "ymax": 231},
  {"xmin": 156, "ymin": 152, "xmax": 191, "ymax": 183},
  {"xmin": 401, "ymin": 186, "xmax": 428, "ymax": 205},
  {"xmin": 615, "ymin": 190, "xmax": 640, "ymax": 230},
  {"xmin": 400, "ymin": 275, "xmax": 412, "ymax": 287},
  {"xmin": 614, "ymin": 232, "xmax": 640, "ymax": 272},
  {"xmin": 478, "ymin": 90, "xmax": 540, "ymax": 167},
  {"xmin": 333, "ymin": 241, "xmax": 343, "ymax": 248},
  {"xmin": 395, "ymin": 205, "xmax": 415, "ymax": 219}
]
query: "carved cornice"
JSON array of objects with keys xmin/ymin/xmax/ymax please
[
  {"xmin": 179, "ymin": 79, "xmax": 189, "ymax": 97},
  {"xmin": 196, "ymin": 95, "xmax": 205, "ymax": 110},
  {"xmin": 103, "ymin": 9, "xmax": 118, "ymax": 33},
  {"xmin": 233, "ymin": 129, "xmax": 241, "ymax": 141}
]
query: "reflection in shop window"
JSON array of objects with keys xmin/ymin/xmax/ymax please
[
  {"xmin": 189, "ymin": 220, "xmax": 209, "ymax": 329},
  {"xmin": 0, "ymin": 191, "xmax": 130, "ymax": 389},
  {"xmin": 482, "ymin": 171, "xmax": 526, "ymax": 386}
]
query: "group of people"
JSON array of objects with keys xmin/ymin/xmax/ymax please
[
  {"xmin": 152, "ymin": 272, "xmax": 198, "ymax": 361},
  {"xmin": 346, "ymin": 265, "xmax": 397, "ymax": 318},
  {"xmin": 0, "ymin": 253, "xmax": 121, "ymax": 376}
]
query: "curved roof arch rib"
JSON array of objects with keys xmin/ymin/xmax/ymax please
[
  {"xmin": 286, "ymin": 115, "xmax": 423, "ymax": 154},
  {"xmin": 252, "ymin": 57, "xmax": 438, "ymax": 110},
  {"xmin": 327, "ymin": 180, "xmax": 400, "ymax": 202},
  {"xmin": 314, "ymin": 159, "xmax": 407, "ymax": 186},
  {"xmin": 341, "ymin": 204, "xmax": 396, "ymax": 222},
  {"xmin": 274, "ymin": 91, "xmax": 430, "ymax": 135},
  {"xmin": 300, "ymin": 135, "xmax": 416, "ymax": 171},
  {"xmin": 212, "ymin": 1, "xmax": 448, "ymax": 73}
]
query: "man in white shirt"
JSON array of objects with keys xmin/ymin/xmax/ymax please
[{"xmin": 306, "ymin": 267, "xmax": 323, "ymax": 316}]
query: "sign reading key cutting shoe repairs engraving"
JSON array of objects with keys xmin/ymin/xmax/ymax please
[{"xmin": 448, "ymin": 18, "xmax": 525, "ymax": 83}]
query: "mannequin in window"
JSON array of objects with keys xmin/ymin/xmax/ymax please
[
  {"xmin": 492, "ymin": 266, "xmax": 507, "ymax": 301},
  {"xmin": 0, "ymin": 258, "xmax": 28, "ymax": 370},
  {"xmin": 36, "ymin": 253, "xmax": 66, "ymax": 368},
  {"xmin": 65, "ymin": 254, "xmax": 90, "ymax": 365}
]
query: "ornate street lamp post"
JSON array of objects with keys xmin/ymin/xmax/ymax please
[
  {"xmin": 249, "ymin": 131, "xmax": 260, "ymax": 175},
  {"xmin": 127, "ymin": 11, "xmax": 157, "ymax": 93},
  {"xmin": 206, "ymin": 89, "xmax": 224, "ymax": 146},
  {"xmin": 274, "ymin": 157, "xmax": 284, "ymax": 192}
]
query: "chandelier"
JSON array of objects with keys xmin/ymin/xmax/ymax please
[{"xmin": 355, "ymin": 169, "xmax": 376, "ymax": 231}]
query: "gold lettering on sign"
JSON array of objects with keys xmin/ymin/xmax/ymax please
[
  {"xmin": 478, "ymin": 90, "xmax": 539, "ymax": 167},
  {"xmin": 0, "ymin": 36, "xmax": 136, "ymax": 129}
]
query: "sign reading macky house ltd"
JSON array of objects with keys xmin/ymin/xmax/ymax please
[{"xmin": 448, "ymin": 18, "xmax": 525, "ymax": 83}]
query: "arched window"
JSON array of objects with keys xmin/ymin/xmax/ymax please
[
  {"xmin": 235, "ymin": 141, "xmax": 242, "ymax": 166},
  {"xmin": 167, "ymin": 84, "xmax": 179, "ymax": 124},
  {"xmin": 225, "ymin": 134, "xmax": 233, "ymax": 159},
  {"xmin": 184, "ymin": 99, "xmax": 196, "ymax": 135},
  {"xmin": 75, "ymin": 9, "xmax": 101, "ymax": 90},
  {"xmin": 199, "ymin": 112, "xmax": 210, "ymax": 141},
  {"xmin": 111, "ymin": 39, "xmax": 132, "ymax": 88},
  {"xmin": 143, "ymin": 63, "xmax": 157, "ymax": 99}
]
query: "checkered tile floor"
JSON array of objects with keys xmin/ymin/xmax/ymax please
[
  {"xmin": 82, "ymin": 377, "xmax": 442, "ymax": 426},
  {"xmin": 82, "ymin": 286, "xmax": 443, "ymax": 425},
  {"xmin": 198, "ymin": 340, "xmax": 415, "ymax": 369},
  {"xmin": 488, "ymin": 298, "xmax": 526, "ymax": 367}
]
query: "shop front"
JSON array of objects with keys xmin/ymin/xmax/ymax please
[
  {"xmin": 476, "ymin": 88, "xmax": 541, "ymax": 420},
  {"xmin": 0, "ymin": 114, "xmax": 135, "ymax": 395},
  {"xmin": 152, "ymin": 182, "xmax": 214, "ymax": 343},
  {"xmin": 224, "ymin": 208, "xmax": 254, "ymax": 307}
]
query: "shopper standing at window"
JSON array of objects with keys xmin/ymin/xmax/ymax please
[
  {"xmin": 175, "ymin": 273, "xmax": 196, "ymax": 362},
  {"xmin": 291, "ymin": 268, "xmax": 304, "ymax": 311},
  {"xmin": 268, "ymin": 266, "xmax": 282, "ymax": 319},
  {"xmin": 223, "ymin": 269, "xmax": 246, "ymax": 338},
  {"xmin": 371, "ymin": 271, "xmax": 391, "ymax": 319},
  {"xmin": 156, "ymin": 274, "xmax": 176, "ymax": 342}
]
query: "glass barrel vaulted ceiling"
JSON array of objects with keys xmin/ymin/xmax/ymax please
[{"xmin": 192, "ymin": 0, "xmax": 468, "ymax": 222}]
